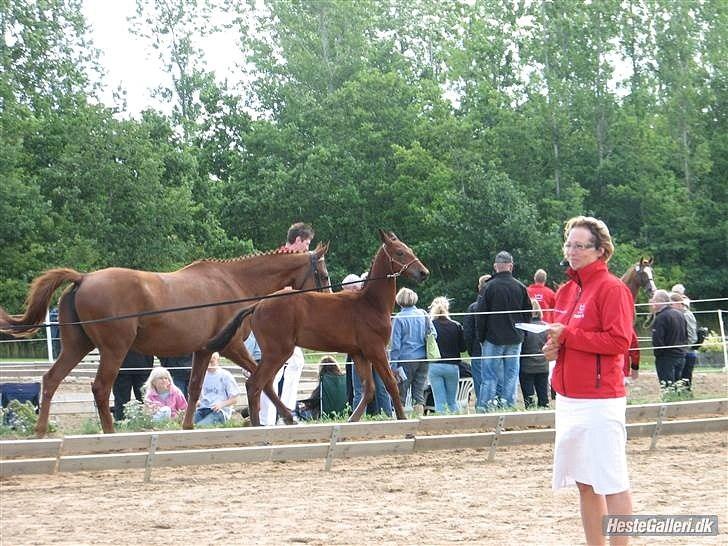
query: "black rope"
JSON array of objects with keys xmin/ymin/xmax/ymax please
[{"xmin": 2, "ymin": 274, "xmax": 400, "ymax": 331}]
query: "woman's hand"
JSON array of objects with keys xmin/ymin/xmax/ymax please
[{"xmin": 543, "ymin": 323, "xmax": 565, "ymax": 361}]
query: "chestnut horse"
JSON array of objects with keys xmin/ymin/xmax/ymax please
[
  {"xmin": 206, "ymin": 229, "xmax": 429, "ymax": 426},
  {"xmin": 0, "ymin": 245, "xmax": 330, "ymax": 435},
  {"xmin": 621, "ymin": 257, "xmax": 657, "ymax": 301}
]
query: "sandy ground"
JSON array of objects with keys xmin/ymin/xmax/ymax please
[{"xmin": 1, "ymin": 431, "xmax": 726, "ymax": 546}]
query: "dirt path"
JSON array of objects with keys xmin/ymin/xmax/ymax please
[{"xmin": 1, "ymin": 431, "xmax": 726, "ymax": 545}]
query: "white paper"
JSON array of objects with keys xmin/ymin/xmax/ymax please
[{"xmin": 515, "ymin": 322, "xmax": 550, "ymax": 334}]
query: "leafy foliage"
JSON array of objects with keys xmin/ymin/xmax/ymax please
[{"xmin": 0, "ymin": 0, "xmax": 725, "ymax": 320}]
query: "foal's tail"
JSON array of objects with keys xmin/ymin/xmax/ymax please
[
  {"xmin": 0, "ymin": 268, "xmax": 83, "ymax": 337},
  {"xmin": 206, "ymin": 305, "xmax": 257, "ymax": 352}
]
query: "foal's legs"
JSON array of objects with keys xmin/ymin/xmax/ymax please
[
  {"xmin": 221, "ymin": 342, "xmax": 295, "ymax": 424},
  {"xmin": 35, "ymin": 300, "xmax": 93, "ymax": 436},
  {"xmin": 182, "ymin": 350, "xmax": 212, "ymax": 430},
  {"xmin": 246, "ymin": 351, "xmax": 291, "ymax": 427},
  {"xmin": 349, "ymin": 355, "xmax": 375, "ymax": 422},
  {"xmin": 368, "ymin": 348, "xmax": 406, "ymax": 420}
]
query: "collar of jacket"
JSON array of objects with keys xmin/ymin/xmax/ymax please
[{"xmin": 565, "ymin": 259, "xmax": 608, "ymax": 285}]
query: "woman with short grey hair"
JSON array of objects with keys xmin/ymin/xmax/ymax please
[{"xmin": 390, "ymin": 287, "xmax": 433, "ymax": 415}]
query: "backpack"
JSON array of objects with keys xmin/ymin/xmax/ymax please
[{"xmin": 692, "ymin": 326, "xmax": 708, "ymax": 350}]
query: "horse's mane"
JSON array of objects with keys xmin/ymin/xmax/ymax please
[{"xmin": 182, "ymin": 243, "xmax": 324, "ymax": 269}]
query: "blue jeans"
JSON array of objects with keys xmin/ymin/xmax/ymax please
[
  {"xmin": 428, "ymin": 363, "xmax": 460, "ymax": 413},
  {"xmin": 352, "ymin": 366, "xmax": 393, "ymax": 416},
  {"xmin": 194, "ymin": 407, "xmax": 227, "ymax": 427},
  {"xmin": 470, "ymin": 357, "xmax": 485, "ymax": 409},
  {"xmin": 480, "ymin": 341, "xmax": 522, "ymax": 409}
]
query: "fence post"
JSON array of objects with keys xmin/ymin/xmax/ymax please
[
  {"xmin": 324, "ymin": 425, "xmax": 340, "ymax": 471},
  {"xmin": 144, "ymin": 434, "xmax": 159, "ymax": 483},
  {"xmin": 649, "ymin": 405, "xmax": 668, "ymax": 451},
  {"xmin": 45, "ymin": 310, "xmax": 53, "ymax": 363},
  {"xmin": 488, "ymin": 415, "xmax": 506, "ymax": 462},
  {"xmin": 718, "ymin": 309, "xmax": 727, "ymax": 371}
]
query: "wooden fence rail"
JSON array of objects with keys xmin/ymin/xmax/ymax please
[{"xmin": 1, "ymin": 398, "xmax": 726, "ymax": 478}]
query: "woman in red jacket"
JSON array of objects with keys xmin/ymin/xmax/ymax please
[{"xmin": 544, "ymin": 216, "xmax": 634, "ymax": 546}]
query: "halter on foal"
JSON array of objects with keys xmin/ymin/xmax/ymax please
[
  {"xmin": 0, "ymin": 245, "xmax": 330, "ymax": 435},
  {"xmin": 206, "ymin": 229, "xmax": 430, "ymax": 426}
]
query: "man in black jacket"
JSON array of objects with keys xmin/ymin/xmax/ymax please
[
  {"xmin": 112, "ymin": 350, "xmax": 154, "ymax": 421},
  {"xmin": 650, "ymin": 289, "xmax": 688, "ymax": 390},
  {"xmin": 475, "ymin": 251, "xmax": 532, "ymax": 409},
  {"xmin": 463, "ymin": 274, "xmax": 490, "ymax": 409}
]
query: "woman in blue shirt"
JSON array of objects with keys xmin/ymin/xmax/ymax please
[{"xmin": 389, "ymin": 288, "xmax": 434, "ymax": 415}]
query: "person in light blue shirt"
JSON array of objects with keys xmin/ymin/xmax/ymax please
[
  {"xmin": 389, "ymin": 287, "xmax": 435, "ymax": 414},
  {"xmin": 244, "ymin": 332, "xmax": 262, "ymax": 363}
]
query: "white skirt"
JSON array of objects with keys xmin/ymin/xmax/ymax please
[{"xmin": 552, "ymin": 394, "xmax": 630, "ymax": 495}]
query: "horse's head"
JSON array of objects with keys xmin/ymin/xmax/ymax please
[
  {"xmin": 311, "ymin": 242, "xmax": 332, "ymax": 293},
  {"xmin": 378, "ymin": 229, "xmax": 429, "ymax": 283},
  {"xmin": 634, "ymin": 256, "xmax": 656, "ymax": 298},
  {"xmin": 292, "ymin": 242, "xmax": 331, "ymax": 293}
]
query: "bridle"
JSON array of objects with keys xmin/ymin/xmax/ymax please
[
  {"xmin": 381, "ymin": 243, "xmax": 419, "ymax": 278},
  {"xmin": 635, "ymin": 264, "xmax": 657, "ymax": 297},
  {"xmin": 303, "ymin": 251, "xmax": 328, "ymax": 292}
]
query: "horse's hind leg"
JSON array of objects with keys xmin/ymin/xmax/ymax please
[
  {"xmin": 182, "ymin": 350, "xmax": 212, "ymax": 430},
  {"xmin": 247, "ymin": 356, "xmax": 287, "ymax": 427},
  {"xmin": 349, "ymin": 355, "xmax": 375, "ymax": 422},
  {"xmin": 36, "ymin": 300, "xmax": 94, "ymax": 437},
  {"xmin": 36, "ymin": 333, "xmax": 93, "ymax": 437}
]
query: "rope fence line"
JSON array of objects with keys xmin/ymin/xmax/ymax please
[{"xmin": 2, "ymin": 297, "xmax": 726, "ymax": 371}]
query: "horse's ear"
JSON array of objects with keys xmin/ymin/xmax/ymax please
[
  {"xmin": 378, "ymin": 228, "xmax": 389, "ymax": 243},
  {"xmin": 316, "ymin": 241, "xmax": 330, "ymax": 256},
  {"xmin": 647, "ymin": 257, "xmax": 654, "ymax": 265}
]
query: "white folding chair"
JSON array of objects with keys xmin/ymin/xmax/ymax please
[{"xmin": 456, "ymin": 377, "xmax": 474, "ymax": 414}]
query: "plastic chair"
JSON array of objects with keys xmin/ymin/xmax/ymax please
[{"xmin": 456, "ymin": 377, "xmax": 474, "ymax": 414}]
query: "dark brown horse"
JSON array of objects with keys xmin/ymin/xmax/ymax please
[
  {"xmin": 0, "ymin": 246, "xmax": 330, "ymax": 435},
  {"xmin": 621, "ymin": 257, "xmax": 656, "ymax": 301},
  {"xmin": 206, "ymin": 229, "xmax": 429, "ymax": 426}
]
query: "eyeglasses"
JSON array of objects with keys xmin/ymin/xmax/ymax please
[{"xmin": 563, "ymin": 242, "xmax": 595, "ymax": 252}]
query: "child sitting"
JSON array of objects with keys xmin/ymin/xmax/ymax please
[{"xmin": 143, "ymin": 367, "xmax": 188, "ymax": 421}]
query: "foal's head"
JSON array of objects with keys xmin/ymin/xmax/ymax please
[{"xmin": 378, "ymin": 229, "xmax": 429, "ymax": 283}]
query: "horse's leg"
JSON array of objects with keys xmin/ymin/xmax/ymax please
[
  {"xmin": 35, "ymin": 322, "xmax": 93, "ymax": 437},
  {"xmin": 369, "ymin": 348, "xmax": 406, "ymax": 420},
  {"xmin": 348, "ymin": 355, "xmax": 375, "ymax": 422},
  {"xmin": 182, "ymin": 350, "xmax": 212, "ymax": 430}
]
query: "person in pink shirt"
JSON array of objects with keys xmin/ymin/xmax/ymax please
[
  {"xmin": 143, "ymin": 367, "xmax": 188, "ymax": 421},
  {"xmin": 527, "ymin": 268, "xmax": 556, "ymax": 322}
]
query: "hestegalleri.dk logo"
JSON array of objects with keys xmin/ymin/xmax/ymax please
[{"xmin": 603, "ymin": 515, "xmax": 718, "ymax": 536}]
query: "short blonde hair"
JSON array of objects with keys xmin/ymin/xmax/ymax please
[
  {"xmin": 564, "ymin": 216, "xmax": 614, "ymax": 262},
  {"xmin": 429, "ymin": 296, "xmax": 450, "ymax": 320},
  {"xmin": 395, "ymin": 287, "xmax": 418, "ymax": 307}
]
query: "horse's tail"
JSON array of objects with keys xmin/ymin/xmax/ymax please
[
  {"xmin": 206, "ymin": 306, "xmax": 257, "ymax": 352},
  {"xmin": 0, "ymin": 268, "xmax": 84, "ymax": 337}
]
